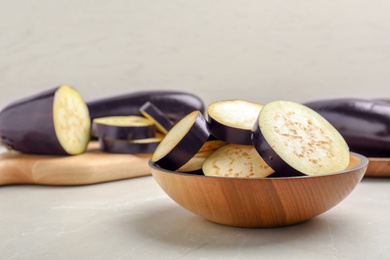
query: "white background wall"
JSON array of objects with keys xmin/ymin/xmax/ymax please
[{"xmin": 1, "ymin": 0, "xmax": 389, "ymax": 108}]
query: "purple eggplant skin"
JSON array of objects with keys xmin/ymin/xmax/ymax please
[
  {"xmin": 251, "ymin": 118, "xmax": 305, "ymax": 177},
  {"xmin": 99, "ymin": 138, "xmax": 160, "ymax": 154},
  {"xmin": 304, "ymin": 98, "xmax": 390, "ymax": 157},
  {"xmin": 208, "ymin": 117, "xmax": 252, "ymax": 145},
  {"xmin": 0, "ymin": 87, "xmax": 68, "ymax": 155},
  {"xmin": 91, "ymin": 122, "xmax": 156, "ymax": 140},
  {"xmin": 87, "ymin": 90, "xmax": 205, "ymax": 124}
]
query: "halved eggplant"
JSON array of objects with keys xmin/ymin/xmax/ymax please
[
  {"xmin": 304, "ymin": 98, "xmax": 390, "ymax": 157},
  {"xmin": 0, "ymin": 85, "xmax": 91, "ymax": 155},
  {"xmin": 252, "ymin": 101, "xmax": 350, "ymax": 177},
  {"xmin": 207, "ymin": 100, "xmax": 263, "ymax": 145},
  {"xmin": 151, "ymin": 111, "xmax": 210, "ymax": 171},
  {"xmin": 202, "ymin": 144, "xmax": 274, "ymax": 178},
  {"xmin": 139, "ymin": 101, "xmax": 174, "ymax": 134},
  {"xmin": 99, "ymin": 135, "xmax": 163, "ymax": 155},
  {"xmin": 92, "ymin": 116, "xmax": 155, "ymax": 140},
  {"xmin": 87, "ymin": 90, "xmax": 205, "ymax": 124}
]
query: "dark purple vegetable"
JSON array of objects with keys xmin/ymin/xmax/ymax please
[
  {"xmin": 87, "ymin": 90, "xmax": 205, "ymax": 124},
  {"xmin": 140, "ymin": 101, "xmax": 174, "ymax": 134},
  {"xmin": 91, "ymin": 116, "xmax": 155, "ymax": 140},
  {"xmin": 0, "ymin": 85, "xmax": 91, "ymax": 155},
  {"xmin": 207, "ymin": 100, "xmax": 263, "ymax": 145},
  {"xmin": 152, "ymin": 111, "xmax": 210, "ymax": 171},
  {"xmin": 99, "ymin": 136, "xmax": 162, "ymax": 154},
  {"xmin": 304, "ymin": 98, "xmax": 390, "ymax": 157},
  {"xmin": 252, "ymin": 101, "xmax": 350, "ymax": 177}
]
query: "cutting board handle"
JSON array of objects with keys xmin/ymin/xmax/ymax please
[{"xmin": 0, "ymin": 151, "xmax": 151, "ymax": 186}]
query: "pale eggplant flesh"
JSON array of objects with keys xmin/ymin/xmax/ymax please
[
  {"xmin": 87, "ymin": 90, "xmax": 205, "ymax": 124},
  {"xmin": 252, "ymin": 120, "xmax": 305, "ymax": 177},
  {"xmin": 304, "ymin": 98, "xmax": 390, "ymax": 157},
  {"xmin": 202, "ymin": 143, "xmax": 274, "ymax": 178}
]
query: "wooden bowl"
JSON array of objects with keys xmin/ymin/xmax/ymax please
[{"xmin": 149, "ymin": 153, "xmax": 368, "ymax": 228}]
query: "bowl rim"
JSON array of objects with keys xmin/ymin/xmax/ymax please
[{"xmin": 148, "ymin": 152, "xmax": 368, "ymax": 180}]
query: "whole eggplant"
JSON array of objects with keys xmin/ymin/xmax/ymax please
[
  {"xmin": 304, "ymin": 98, "xmax": 390, "ymax": 157},
  {"xmin": 87, "ymin": 90, "xmax": 205, "ymax": 124}
]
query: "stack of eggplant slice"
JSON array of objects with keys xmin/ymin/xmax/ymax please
[
  {"xmin": 151, "ymin": 99, "xmax": 350, "ymax": 178},
  {"xmin": 92, "ymin": 115, "xmax": 163, "ymax": 154},
  {"xmin": 0, "ymin": 87, "xmax": 205, "ymax": 156},
  {"xmin": 88, "ymin": 90, "xmax": 205, "ymax": 154}
]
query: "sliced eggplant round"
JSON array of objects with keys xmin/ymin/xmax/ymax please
[
  {"xmin": 252, "ymin": 100, "xmax": 350, "ymax": 177},
  {"xmin": 0, "ymin": 85, "xmax": 91, "ymax": 155},
  {"xmin": 202, "ymin": 144, "xmax": 274, "ymax": 178},
  {"xmin": 151, "ymin": 111, "xmax": 210, "ymax": 171},
  {"xmin": 99, "ymin": 135, "xmax": 162, "ymax": 155},
  {"xmin": 176, "ymin": 140, "xmax": 226, "ymax": 172},
  {"xmin": 207, "ymin": 100, "xmax": 263, "ymax": 145},
  {"xmin": 139, "ymin": 101, "xmax": 174, "ymax": 134},
  {"xmin": 92, "ymin": 116, "xmax": 155, "ymax": 140},
  {"xmin": 304, "ymin": 98, "xmax": 390, "ymax": 157},
  {"xmin": 87, "ymin": 90, "xmax": 205, "ymax": 124}
]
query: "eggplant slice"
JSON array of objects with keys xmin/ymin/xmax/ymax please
[
  {"xmin": 252, "ymin": 101, "xmax": 350, "ymax": 177},
  {"xmin": 207, "ymin": 100, "xmax": 263, "ymax": 145},
  {"xmin": 99, "ymin": 135, "xmax": 162, "ymax": 154},
  {"xmin": 140, "ymin": 101, "xmax": 174, "ymax": 134},
  {"xmin": 152, "ymin": 111, "xmax": 210, "ymax": 171},
  {"xmin": 0, "ymin": 85, "xmax": 91, "ymax": 155},
  {"xmin": 202, "ymin": 144, "xmax": 274, "ymax": 178},
  {"xmin": 92, "ymin": 116, "xmax": 155, "ymax": 140}
]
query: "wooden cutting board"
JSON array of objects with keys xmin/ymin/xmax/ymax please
[{"xmin": 0, "ymin": 142, "xmax": 151, "ymax": 186}]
